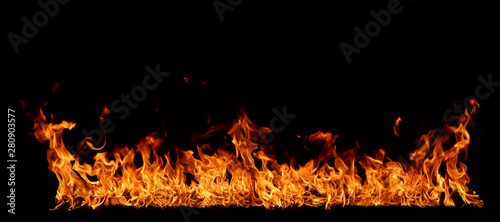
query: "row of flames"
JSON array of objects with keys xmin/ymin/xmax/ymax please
[{"xmin": 32, "ymin": 101, "xmax": 483, "ymax": 210}]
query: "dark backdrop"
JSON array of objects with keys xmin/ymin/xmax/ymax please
[{"xmin": 3, "ymin": 0, "xmax": 499, "ymax": 221}]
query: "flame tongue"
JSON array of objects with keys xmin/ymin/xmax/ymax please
[{"xmin": 32, "ymin": 104, "xmax": 483, "ymax": 210}]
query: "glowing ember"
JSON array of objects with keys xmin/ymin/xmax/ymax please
[{"xmin": 32, "ymin": 100, "xmax": 483, "ymax": 210}]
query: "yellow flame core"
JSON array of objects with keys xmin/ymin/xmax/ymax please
[{"xmin": 32, "ymin": 103, "xmax": 483, "ymax": 210}]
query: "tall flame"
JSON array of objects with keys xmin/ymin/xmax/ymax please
[{"xmin": 32, "ymin": 102, "xmax": 483, "ymax": 210}]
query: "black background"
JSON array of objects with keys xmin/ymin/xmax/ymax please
[{"xmin": 3, "ymin": 0, "xmax": 499, "ymax": 221}]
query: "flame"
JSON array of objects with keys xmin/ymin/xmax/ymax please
[
  {"xmin": 394, "ymin": 117, "xmax": 402, "ymax": 137},
  {"xmin": 32, "ymin": 102, "xmax": 483, "ymax": 210},
  {"xmin": 50, "ymin": 82, "xmax": 61, "ymax": 94},
  {"xmin": 99, "ymin": 106, "xmax": 111, "ymax": 121}
]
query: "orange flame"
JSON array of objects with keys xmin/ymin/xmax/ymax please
[
  {"xmin": 394, "ymin": 117, "xmax": 402, "ymax": 137},
  {"xmin": 32, "ymin": 102, "xmax": 483, "ymax": 210},
  {"xmin": 99, "ymin": 106, "xmax": 111, "ymax": 121}
]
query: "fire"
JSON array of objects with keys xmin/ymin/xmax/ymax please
[
  {"xmin": 32, "ymin": 101, "xmax": 483, "ymax": 210},
  {"xmin": 394, "ymin": 117, "xmax": 402, "ymax": 137}
]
